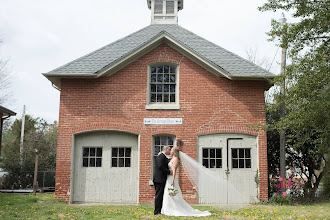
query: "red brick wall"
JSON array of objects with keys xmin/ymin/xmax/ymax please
[
  {"xmin": 0, "ymin": 112, "xmax": 3, "ymax": 157},
  {"xmin": 55, "ymin": 43, "xmax": 268, "ymax": 203}
]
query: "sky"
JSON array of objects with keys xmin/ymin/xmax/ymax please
[{"xmin": 0, "ymin": 0, "xmax": 286, "ymax": 123}]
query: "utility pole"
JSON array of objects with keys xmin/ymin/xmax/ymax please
[
  {"xmin": 279, "ymin": 13, "xmax": 287, "ymax": 188},
  {"xmin": 20, "ymin": 105, "xmax": 26, "ymax": 157},
  {"xmin": 33, "ymin": 154, "xmax": 39, "ymax": 196}
]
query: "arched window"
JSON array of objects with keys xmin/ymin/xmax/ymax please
[{"xmin": 150, "ymin": 135, "xmax": 176, "ymax": 184}]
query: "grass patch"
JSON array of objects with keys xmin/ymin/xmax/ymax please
[{"xmin": 0, "ymin": 193, "xmax": 329, "ymax": 219}]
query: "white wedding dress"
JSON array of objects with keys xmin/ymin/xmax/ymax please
[{"xmin": 161, "ymin": 162, "xmax": 211, "ymax": 216}]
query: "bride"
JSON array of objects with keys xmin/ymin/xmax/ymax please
[{"xmin": 161, "ymin": 147, "xmax": 211, "ymax": 216}]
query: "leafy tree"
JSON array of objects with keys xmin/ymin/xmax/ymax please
[
  {"xmin": 0, "ymin": 115, "xmax": 57, "ymax": 189},
  {"xmin": 259, "ymin": 1, "xmax": 330, "ymax": 197}
]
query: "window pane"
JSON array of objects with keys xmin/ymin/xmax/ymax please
[
  {"xmin": 157, "ymin": 84, "xmax": 162, "ymax": 92},
  {"xmin": 83, "ymin": 158, "xmax": 88, "ymax": 167},
  {"xmin": 151, "ymin": 84, "xmax": 156, "ymax": 92},
  {"xmin": 125, "ymin": 148, "xmax": 131, "ymax": 157},
  {"xmin": 239, "ymin": 159, "xmax": 244, "ymax": 168},
  {"xmin": 239, "ymin": 149, "xmax": 244, "ymax": 158},
  {"xmin": 163, "ymin": 94, "xmax": 169, "ymax": 102},
  {"xmin": 232, "ymin": 149, "xmax": 237, "ymax": 158},
  {"xmin": 210, "ymin": 159, "xmax": 215, "ymax": 168},
  {"xmin": 97, "ymin": 148, "xmax": 102, "ymax": 157},
  {"xmin": 157, "ymin": 94, "xmax": 162, "ymax": 102},
  {"xmin": 164, "ymin": 84, "xmax": 169, "ymax": 92},
  {"xmin": 155, "ymin": 146, "xmax": 160, "ymax": 155},
  {"xmin": 157, "ymin": 74, "xmax": 163, "ymax": 82},
  {"xmin": 161, "ymin": 136, "xmax": 167, "ymax": 145},
  {"xmin": 203, "ymin": 159, "xmax": 208, "ymax": 168},
  {"xmin": 210, "ymin": 149, "xmax": 215, "ymax": 158},
  {"xmin": 164, "ymin": 74, "xmax": 169, "ymax": 82},
  {"xmin": 119, "ymin": 148, "xmax": 124, "ymax": 157},
  {"xmin": 112, "ymin": 148, "xmax": 118, "ymax": 157},
  {"xmin": 151, "ymin": 74, "xmax": 156, "ymax": 82},
  {"xmin": 170, "ymin": 74, "xmax": 175, "ymax": 82},
  {"xmin": 151, "ymin": 66, "xmax": 157, "ymax": 73},
  {"xmin": 166, "ymin": 1, "xmax": 174, "ymax": 14},
  {"xmin": 168, "ymin": 137, "xmax": 173, "ymax": 145},
  {"xmin": 232, "ymin": 159, "xmax": 238, "ymax": 168},
  {"xmin": 155, "ymin": 0, "xmax": 163, "ymax": 14},
  {"xmin": 112, "ymin": 158, "xmax": 117, "ymax": 167},
  {"xmin": 157, "ymin": 65, "xmax": 163, "ymax": 73},
  {"xmin": 164, "ymin": 65, "xmax": 169, "ymax": 73},
  {"xmin": 119, "ymin": 158, "xmax": 124, "ymax": 167},
  {"xmin": 216, "ymin": 149, "xmax": 221, "ymax": 158},
  {"xmin": 170, "ymin": 84, "xmax": 175, "ymax": 92},
  {"xmin": 90, "ymin": 158, "xmax": 95, "ymax": 167},
  {"xmin": 96, "ymin": 158, "xmax": 102, "ymax": 167},
  {"xmin": 216, "ymin": 159, "xmax": 222, "ymax": 168},
  {"xmin": 170, "ymin": 94, "xmax": 175, "ymax": 102},
  {"xmin": 125, "ymin": 158, "xmax": 131, "ymax": 167},
  {"xmin": 203, "ymin": 149, "xmax": 208, "ymax": 158},
  {"xmin": 90, "ymin": 148, "xmax": 96, "ymax": 157},
  {"xmin": 151, "ymin": 93, "xmax": 156, "ymax": 102},
  {"xmin": 245, "ymin": 149, "xmax": 251, "ymax": 158},
  {"xmin": 155, "ymin": 137, "xmax": 160, "ymax": 145},
  {"xmin": 83, "ymin": 148, "xmax": 89, "ymax": 157},
  {"xmin": 245, "ymin": 159, "xmax": 251, "ymax": 168},
  {"xmin": 170, "ymin": 66, "xmax": 175, "ymax": 73}
]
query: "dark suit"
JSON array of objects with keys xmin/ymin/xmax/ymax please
[{"xmin": 153, "ymin": 153, "xmax": 170, "ymax": 215}]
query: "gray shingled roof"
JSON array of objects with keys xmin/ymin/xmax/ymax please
[{"xmin": 47, "ymin": 24, "xmax": 275, "ymax": 79}]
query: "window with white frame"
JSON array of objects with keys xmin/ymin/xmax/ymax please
[
  {"xmin": 152, "ymin": 135, "xmax": 175, "ymax": 176},
  {"xmin": 154, "ymin": 0, "xmax": 175, "ymax": 15},
  {"xmin": 83, "ymin": 147, "xmax": 102, "ymax": 167},
  {"xmin": 202, "ymin": 148, "xmax": 222, "ymax": 168},
  {"xmin": 112, "ymin": 147, "xmax": 131, "ymax": 167},
  {"xmin": 232, "ymin": 148, "xmax": 251, "ymax": 168},
  {"xmin": 148, "ymin": 64, "xmax": 178, "ymax": 107}
]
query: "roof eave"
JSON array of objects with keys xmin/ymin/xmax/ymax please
[
  {"xmin": 42, "ymin": 73, "xmax": 97, "ymax": 89},
  {"xmin": 0, "ymin": 106, "xmax": 17, "ymax": 117}
]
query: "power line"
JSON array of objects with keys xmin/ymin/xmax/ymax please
[{"xmin": 268, "ymin": 47, "xmax": 280, "ymax": 72}]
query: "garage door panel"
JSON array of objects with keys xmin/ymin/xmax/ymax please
[
  {"xmin": 72, "ymin": 131, "xmax": 138, "ymax": 203},
  {"xmin": 198, "ymin": 133, "xmax": 258, "ymax": 204}
]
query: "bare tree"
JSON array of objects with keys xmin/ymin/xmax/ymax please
[
  {"xmin": 0, "ymin": 40, "xmax": 12, "ymax": 106},
  {"xmin": 245, "ymin": 46, "xmax": 280, "ymax": 103}
]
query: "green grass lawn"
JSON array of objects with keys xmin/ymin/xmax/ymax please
[{"xmin": 0, "ymin": 193, "xmax": 329, "ymax": 219}]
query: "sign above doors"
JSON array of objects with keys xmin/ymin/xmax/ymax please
[{"xmin": 144, "ymin": 118, "xmax": 183, "ymax": 125}]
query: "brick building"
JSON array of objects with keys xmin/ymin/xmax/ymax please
[{"xmin": 44, "ymin": 0, "xmax": 275, "ymax": 204}]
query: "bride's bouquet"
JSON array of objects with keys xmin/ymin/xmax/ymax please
[{"xmin": 168, "ymin": 186, "xmax": 178, "ymax": 196}]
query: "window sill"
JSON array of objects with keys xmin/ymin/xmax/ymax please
[{"xmin": 145, "ymin": 104, "xmax": 180, "ymax": 110}]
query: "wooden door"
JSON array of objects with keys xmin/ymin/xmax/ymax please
[
  {"xmin": 72, "ymin": 131, "xmax": 138, "ymax": 204},
  {"xmin": 198, "ymin": 134, "xmax": 258, "ymax": 204}
]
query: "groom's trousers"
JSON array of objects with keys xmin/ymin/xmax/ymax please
[{"xmin": 154, "ymin": 182, "xmax": 166, "ymax": 215}]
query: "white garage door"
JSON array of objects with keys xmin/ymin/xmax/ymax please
[
  {"xmin": 72, "ymin": 131, "xmax": 138, "ymax": 204},
  {"xmin": 198, "ymin": 133, "xmax": 258, "ymax": 204}
]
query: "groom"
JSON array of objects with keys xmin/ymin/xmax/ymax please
[{"xmin": 153, "ymin": 145, "xmax": 172, "ymax": 215}]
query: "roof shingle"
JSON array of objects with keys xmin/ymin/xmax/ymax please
[{"xmin": 48, "ymin": 24, "xmax": 275, "ymax": 79}]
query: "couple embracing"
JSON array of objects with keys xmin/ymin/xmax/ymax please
[{"xmin": 153, "ymin": 141, "xmax": 211, "ymax": 216}]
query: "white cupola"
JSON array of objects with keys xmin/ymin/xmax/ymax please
[{"xmin": 147, "ymin": 0, "xmax": 184, "ymax": 24}]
